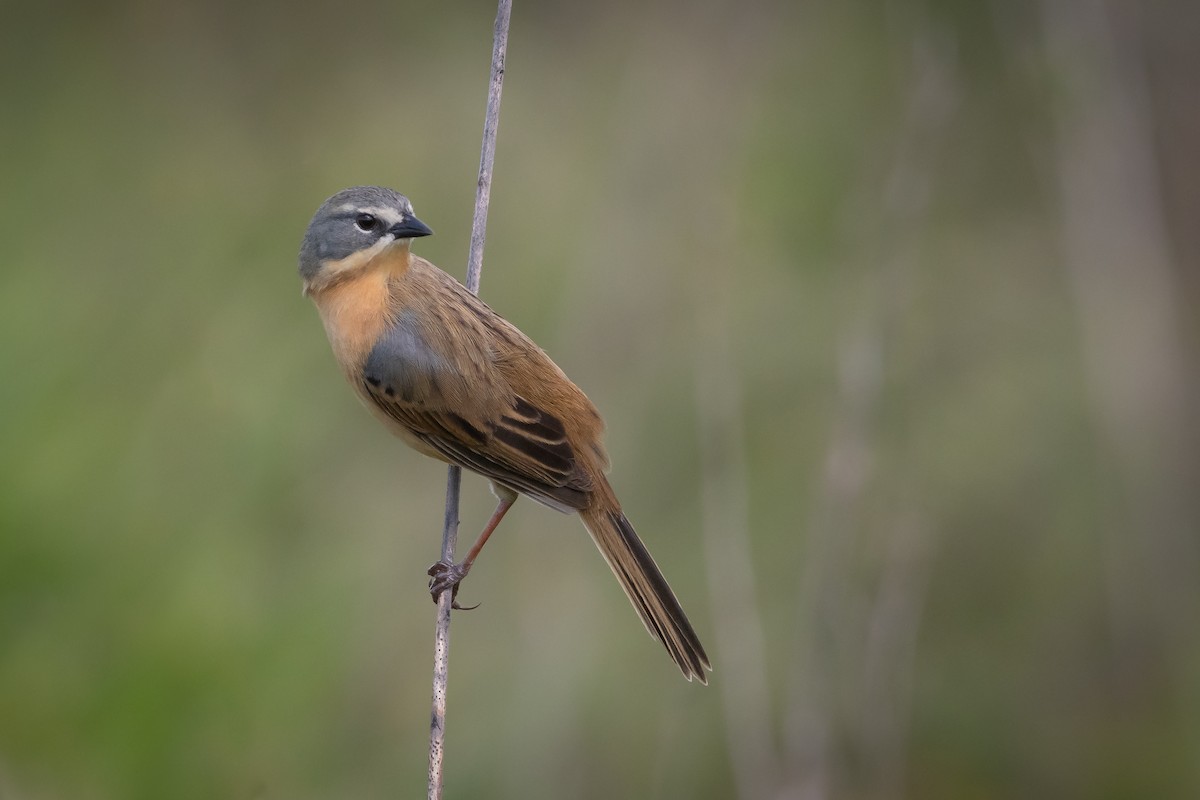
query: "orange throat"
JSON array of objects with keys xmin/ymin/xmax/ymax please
[{"xmin": 308, "ymin": 245, "xmax": 410, "ymax": 373}]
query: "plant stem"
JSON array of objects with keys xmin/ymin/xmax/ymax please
[{"xmin": 427, "ymin": 2, "xmax": 511, "ymax": 798}]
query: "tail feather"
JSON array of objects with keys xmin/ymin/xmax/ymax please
[{"xmin": 580, "ymin": 504, "xmax": 711, "ymax": 683}]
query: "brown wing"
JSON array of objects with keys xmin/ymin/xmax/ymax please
[
  {"xmin": 364, "ymin": 380, "xmax": 593, "ymax": 513},
  {"xmin": 357, "ymin": 301, "xmax": 592, "ymax": 512}
]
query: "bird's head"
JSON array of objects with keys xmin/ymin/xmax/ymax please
[{"xmin": 298, "ymin": 185, "xmax": 433, "ymax": 295}]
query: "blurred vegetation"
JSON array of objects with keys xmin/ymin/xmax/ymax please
[{"xmin": 1, "ymin": 0, "xmax": 1197, "ymax": 798}]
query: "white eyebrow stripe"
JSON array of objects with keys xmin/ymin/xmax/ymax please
[{"xmin": 335, "ymin": 202, "xmax": 409, "ymax": 225}]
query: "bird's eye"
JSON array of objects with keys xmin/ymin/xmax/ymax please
[{"xmin": 354, "ymin": 213, "xmax": 380, "ymax": 233}]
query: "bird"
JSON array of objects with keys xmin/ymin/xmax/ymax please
[{"xmin": 298, "ymin": 185, "xmax": 710, "ymax": 683}]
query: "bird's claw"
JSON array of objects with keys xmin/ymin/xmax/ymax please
[{"xmin": 427, "ymin": 560, "xmax": 479, "ymax": 611}]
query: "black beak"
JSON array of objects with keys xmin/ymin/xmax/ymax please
[{"xmin": 388, "ymin": 215, "xmax": 433, "ymax": 239}]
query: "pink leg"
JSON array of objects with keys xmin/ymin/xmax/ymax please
[{"xmin": 428, "ymin": 495, "xmax": 516, "ymax": 609}]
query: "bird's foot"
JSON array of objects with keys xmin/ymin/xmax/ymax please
[{"xmin": 427, "ymin": 560, "xmax": 480, "ymax": 610}]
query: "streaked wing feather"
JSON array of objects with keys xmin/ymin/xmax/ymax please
[{"xmin": 364, "ymin": 381, "xmax": 591, "ymax": 512}]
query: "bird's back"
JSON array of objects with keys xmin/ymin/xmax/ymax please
[{"xmin": 399, "ymin": 256, "xmax": 612, "ymax": 478}]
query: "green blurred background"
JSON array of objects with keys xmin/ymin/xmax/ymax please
[{"xmin": 2, "ymin": 0, "xmax": 1197, "ymax": 797}]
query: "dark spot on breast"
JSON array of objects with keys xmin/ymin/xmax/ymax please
[
  {"xmin": 366, "ymin": 375, "xmax": 382, "ymax": 388},
  {"xmin": 384, "ymin": 385, "xmax": 396, "ymax": 398}
]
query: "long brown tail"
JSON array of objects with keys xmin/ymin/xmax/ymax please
[{"xmin": 579, "ymin": 502, "xmax": 711, "ymax": 683}]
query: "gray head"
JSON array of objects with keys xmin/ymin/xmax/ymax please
[{"xmin": 298, "ymin": 186, "xmax": 433, "ymax": 292}]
